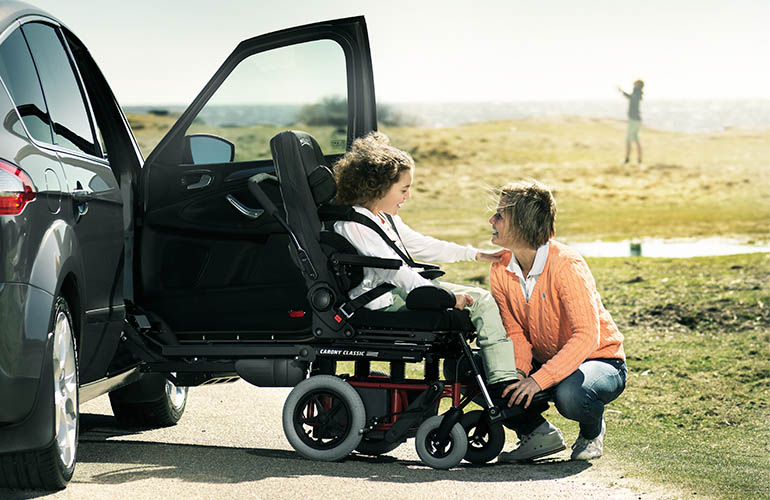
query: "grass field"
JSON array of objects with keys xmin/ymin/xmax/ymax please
[{"xmin": 128, "ymin": 112, "xmax": 770, "ymax": 498}]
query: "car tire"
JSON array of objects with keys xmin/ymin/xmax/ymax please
[
  {"xmin": 109, "ymin": 375, "xmax": 188, "ymax": 428},
  {"xmin": 0, "ymin": 296, "xmax": 79, "ymax": 490}
]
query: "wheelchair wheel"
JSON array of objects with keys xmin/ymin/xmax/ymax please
[
  {"xmin": 415, "ymin": 415, "xmax": 467, "ymax": 469},
  {"xmin": 461, "ymin": 410, "xmax": 505, "ymax": 464},
  {"xmin": 282, "ymin": 375, "xmax": 365, "ymax": 462}
]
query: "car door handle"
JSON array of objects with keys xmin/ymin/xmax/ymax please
[
  {"xmin": 183, "ymin": 170, "xmax": 214, "ymax": 190},
  {"xmin": 72, "ymin": 188, "xmax": 94, "ymax": 203},
  {"xmin": 226, "ymin": 194, "xmax": 264, "ymax": 219}
]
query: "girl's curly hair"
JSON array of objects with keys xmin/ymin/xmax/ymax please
[{"xmin": 334, "ymin": 132, "xmax": 414, "ymax": 205}]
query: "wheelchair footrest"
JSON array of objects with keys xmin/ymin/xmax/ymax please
[{"xmin": 384, "ymin": 381, "xmax": 444, "ymax": 443}]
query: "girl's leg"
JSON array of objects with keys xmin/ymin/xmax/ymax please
[{"xmin": 437, "ymin": 281, "xmax": 518, "ymax": 384}]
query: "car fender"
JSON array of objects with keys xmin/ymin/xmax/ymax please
[
  {"xmin": 28, "ymin": 219, "xmax": 85, "ymax": 304},
  {"xmin": 0, "ymin": 333, "xmax": 56, "ymax": 454}
]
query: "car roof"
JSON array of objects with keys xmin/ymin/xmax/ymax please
[{"xmin": 0, "ymin": 1, "xmax": 62, "ymax": 34}]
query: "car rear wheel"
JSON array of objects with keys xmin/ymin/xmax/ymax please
[{"xmin": 0, "ymin": 296, "xmax": 79, "ymax": 490}]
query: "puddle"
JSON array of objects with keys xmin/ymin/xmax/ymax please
[{"xmin": 566, "ymin": 238, "xmax": 770, "ymax": 258}]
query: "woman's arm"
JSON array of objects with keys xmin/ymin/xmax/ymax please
[
  {"xmin": 490, "ymin": 264, "xmax": 534, "ymax": 375},
  {"xmin": 529, "ymin": 257, "xmax": 601, "ymax": 390}
]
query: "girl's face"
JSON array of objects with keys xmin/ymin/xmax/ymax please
[{"xmin": 375, "ymin": 169, "xmax": 412, "ymax": 215}]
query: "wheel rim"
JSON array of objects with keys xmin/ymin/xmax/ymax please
[
  {"xmin": 52, "ymin": 309, "xmax": 78, "ymax": 469},
  {"xmin": 468, "ymin": 425, "xmax": 490, "ymax": 449},
  {"xmin": 166, "ymin": 374, "xmax": 187, "ymax": 411},
  {"xmin": 293, "ymin": 390, "xmax": 352, "ymax": 450},
  {"xmin": 424, "ymin": 430, "xmax": 455, "ymax": 459}
]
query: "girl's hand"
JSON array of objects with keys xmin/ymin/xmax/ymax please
[
  {"xmin": 454, "ymin": 293, "xmax": 474, "ymax": 310},
  {"xmin": 475, "ymin": 249, "xmax": 506, "ymax": 263},
  {"xmin": 501, "ymin": 377, "xmax": 542, "ymax": 408}
]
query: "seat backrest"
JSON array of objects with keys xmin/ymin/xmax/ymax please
[{"xmin": 268, "ymin": 131, "xmax": 352, "ymax": 335}]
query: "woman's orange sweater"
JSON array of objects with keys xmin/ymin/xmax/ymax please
[{"xmin": 490, "ymin": 240, "xmax": 625, "ymax": 390}]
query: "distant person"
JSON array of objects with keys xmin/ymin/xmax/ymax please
[
  {"xmin": 618, "ymin": 79, "xmax": 644, "ymax": 163},
  {"xmin": 333, "ymin": 132, "xmax": 519, "ymax": 393},
  {"xmin": 488, "ymin": 180, "xmax": 627, "ymax": 462}
]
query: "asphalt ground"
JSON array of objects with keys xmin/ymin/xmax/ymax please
[{"xmin": 1, "ymin": 380, "xmax": 653, "ymax": 500}]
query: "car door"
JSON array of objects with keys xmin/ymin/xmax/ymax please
[{"xmin": 138, "ymin": 17, "xmax": 376, "ymax": 340}]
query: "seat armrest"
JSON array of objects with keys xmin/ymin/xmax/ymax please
[
  {"xmin": 405, "ymin": 286, "xmax": 456, "ymax": 310},
  {"xmin": 330, "ymin": 253, "xmax": 401, "ymax": 270}
]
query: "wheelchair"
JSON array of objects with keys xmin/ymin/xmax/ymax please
[{"xmin": 126, "ymin": 130, "xmax": 545, "ymax": 469}]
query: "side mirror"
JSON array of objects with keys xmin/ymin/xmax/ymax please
[{"xmin": 183, "ymin": 134, "xmax": 235, "ymax": 165}]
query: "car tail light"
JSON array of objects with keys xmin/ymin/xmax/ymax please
[{"xmin": 0, "ymin": 160, "xmax": 36, "ymax": 215}]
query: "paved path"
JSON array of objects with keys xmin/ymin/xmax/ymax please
[{"xmin": 2, "ymin": 381, "xmax": 658, "ymax": 500}]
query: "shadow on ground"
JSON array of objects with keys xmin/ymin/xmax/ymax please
[
  {"xmin": 0, "ymin": 412, "xmax": 590, "ymax": 498},
  {"xmin": 76, "ymin": 413, "xmax": 588, "ymax": 486}
]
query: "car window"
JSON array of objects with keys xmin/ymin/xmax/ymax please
[
  {"xmin": 0, "ymin": 29, "xmax": 54, "ymax": 143},
  {"xmin": 21, "ymin": 22, "xmax": 99, "ymax": 157},
  {"xmin": 186, "ymin": 39, "xmax": 348, "ymax": 164}
]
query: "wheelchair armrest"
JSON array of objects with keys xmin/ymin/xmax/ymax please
[
  {"xmin": 330, "ymin": 253, "xmax": 401, "ymax": 270},
  {"xmin": 405, "ymin": 286, "xmax": 455, "ymax": 310}
]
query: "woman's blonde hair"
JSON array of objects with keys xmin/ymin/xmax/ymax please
[
  {"xmin": 334, "ymin": 132, "xmax": 414, "ymax": 205},
  {"xmin": 497, "ymin": 180, "xmax": 556, "ymax": 248}
]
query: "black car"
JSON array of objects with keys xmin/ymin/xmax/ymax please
[{"xmin": 0, "ymin": 0, "xmax": 376, "ymax": 489}]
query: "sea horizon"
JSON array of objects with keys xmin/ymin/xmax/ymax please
[{"xmin": 123, "ymin": 98, "xmax": 770, "ymax": 134}]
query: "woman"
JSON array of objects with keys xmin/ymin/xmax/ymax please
[
  {"xmin": 489, "ymin": 180, "xmax": 627, "ymax": 462},
  {"xmin": 332, "ymin": 132, "xmax": 518, "ymax": 390}
]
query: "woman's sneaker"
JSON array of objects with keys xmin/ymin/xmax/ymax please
[
  {"xmin": 497, "ymin": 426, "xmax": 566, "ymax": 463},
  {"xmin": 571, "ymin": 419, "xmax": 606, "ymax": 460}
]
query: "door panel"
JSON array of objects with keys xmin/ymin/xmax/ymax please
[{"xmin": 139, "ymin": 17, "xmax": 376, "ymax": 336}]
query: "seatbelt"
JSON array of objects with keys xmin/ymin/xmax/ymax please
[
  {"xmin": 382, "ymin": 213, "xmax": 414, "ymax": 262},
  {"xmin": 342, "ymin": 211, "xmax": 442, "ymax": 274},
  {"xmin": 337, "ymin": 282, "xmax": 396, "ymax": 319},
  {"xmin": 383, "ymin": 213, "xmax": 444, "ymax": 279}
]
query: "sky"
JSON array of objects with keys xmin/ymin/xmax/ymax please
[{"xmin": 27, "ymin": 0, "xmax": 770, "ymax": 106}]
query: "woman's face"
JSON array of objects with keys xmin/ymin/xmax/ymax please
[
  {"xmin": 489, "ymin": 200, "xmax": 513, "ymax": 247},
  {"xmin": 375, "ymin": 169, "xmax": 412, "ymax": 215}
]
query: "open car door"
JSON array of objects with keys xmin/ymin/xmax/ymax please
[{"xmin": 138, "ymin": 17, "xmax": 377, "ymax": 341}]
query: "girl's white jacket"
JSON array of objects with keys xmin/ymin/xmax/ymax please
[{"xmin": 333, "ymin": 205, "xmax": 477, "ymax": 310}]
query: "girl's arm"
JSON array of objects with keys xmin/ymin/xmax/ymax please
[
  {"xmin": 393, "ymin": 215, "xmax": 477, "ymax": 263},
  {"xmin": 335, "ymin": 219, "xmax": 434, "ymax": 293}
]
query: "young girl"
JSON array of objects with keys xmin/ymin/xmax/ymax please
[{"xmin": 333, "ymin": 132, "xmax": 517, "ymax": 388}]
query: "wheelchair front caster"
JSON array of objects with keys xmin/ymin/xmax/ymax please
[
  {"xmin": 461, "ymin": 410, "xmax": 505, "ymax": 464},
  {"xmin": 415, "ymin": 415, "xmax": 468, "ymax": 469},
  {"xmin": 282, "ymin": 375, "xmax": 365, "ymax": 461}
]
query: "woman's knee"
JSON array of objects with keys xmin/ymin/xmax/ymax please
[{"xmin": 553, "ymin": 375, "xmax": 593, "ymax": 420}]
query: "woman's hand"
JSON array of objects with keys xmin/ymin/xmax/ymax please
[
  {"xmin": 475, "ymin": 249, "xmax": 506, "ymax": 263},
  {"xmin": 501, "ymin": 377, "xmax": 542, "ymax": 408},
  {"xmin": 454, "ymin": 293, "xmax": 474, "ymax": 310}
]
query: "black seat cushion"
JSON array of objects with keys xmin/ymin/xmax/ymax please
[
  {"xmin": 405, "ymin": 286, "xmax": 455, "ymax": 310},
  {"xmin": 350, "ymin": 308, "xmax": 474, "ymax": 331}
]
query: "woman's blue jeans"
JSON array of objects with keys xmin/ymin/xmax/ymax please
[{"xmin": 506, "ymin": 358, "xmax": 627, "ymax": 440}]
